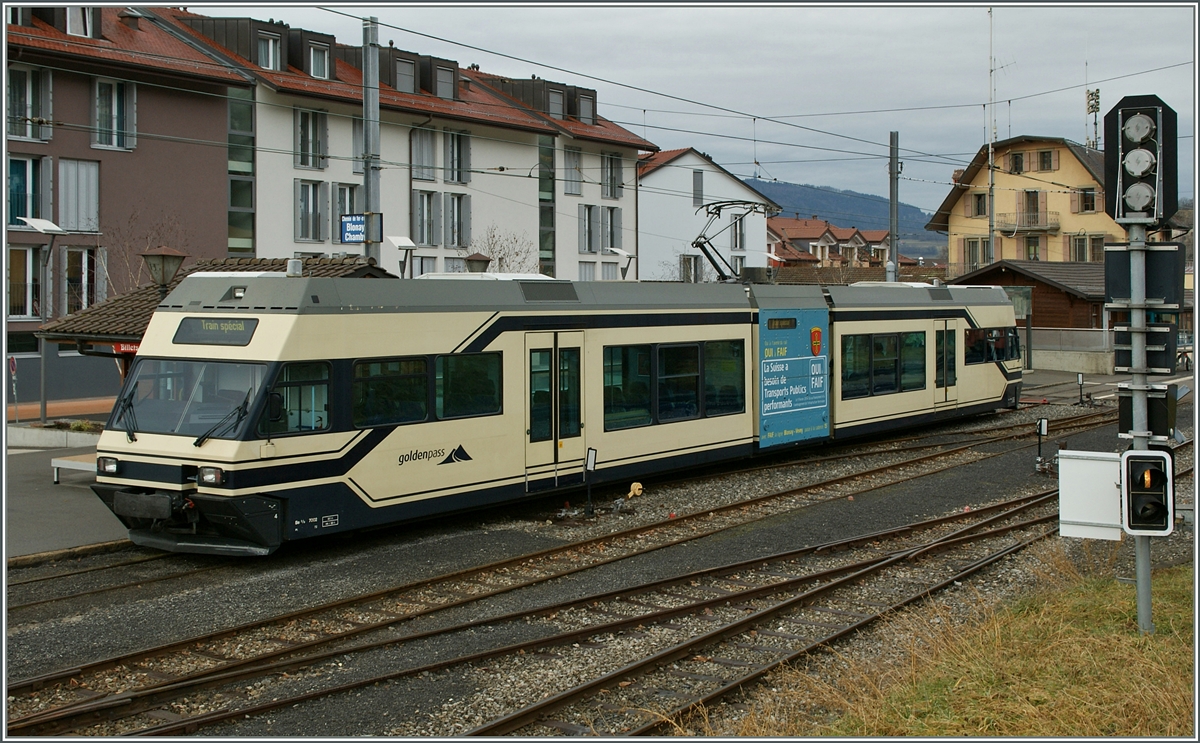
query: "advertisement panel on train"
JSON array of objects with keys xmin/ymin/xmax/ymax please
[{"xmin": 758, "ymin": 308, "xmax": 830, "ymax": 447}]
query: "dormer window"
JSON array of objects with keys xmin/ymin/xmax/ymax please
[
  {"xmin": 66, "ymin": 7, "xmax": 92, "ymax": 37},
  {"xmin": 578, "ymin": 96, "xmax": 594, "ymax": 125},
  {"xmin": 258, "ymin": 33, "xmax": 281, "ymax": 71},
  {"xmin": 548, "ymin": 90, "xmax": 564, "ymax": 119},
  {"xmin": 435, "ymin": 66, "xmax": 455, "ymax": 99},
  {"xmin": 396, "ymin": 59, "xmax": 416, "ymax": 93},
  {"xmin": 310, "ymin": 43, "xmax": 329, "ymax": 79}
]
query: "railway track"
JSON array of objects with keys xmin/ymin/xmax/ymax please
[
  {"xmin": 5, "ymin": 412, "xmax": 1139, "ymax": 736},
  {"xmin": 14, "ymin": 491, "xmax": 1061, "ymax": 736}
]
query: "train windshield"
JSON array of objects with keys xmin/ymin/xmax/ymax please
[{"xmin": 110, "ymin": 359, "xmax": 269, "ymax": 441}]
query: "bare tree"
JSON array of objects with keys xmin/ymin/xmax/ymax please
[
  {"xmin": 465, "ymin": 224, "xmax": 539, "ymax": 274},
  {"xmin": 102, "ymin": 204, "xmax": 197, "ymax": 296}
]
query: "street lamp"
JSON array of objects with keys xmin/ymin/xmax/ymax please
[
  {"xmin": 140, "ymin": 246, "xmax": 188, "ymax": 299},
  {"xmin": 18, "ymin": 217, "xmax": 67, "ymax": 424}
]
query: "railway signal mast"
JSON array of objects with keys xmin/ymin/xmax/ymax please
[{"xmin": 1102, "ymin": 94, "xmax": 1180, "ymax": 634}]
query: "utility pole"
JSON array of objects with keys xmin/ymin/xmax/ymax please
[
  {"xmin": 887, "ymin": 131, "xmax": 899, "ymax": 282},
  {"xmin": 986, "ymin": 7, "xmax": 996, "ymax": 266},
  {"xmin": 362, "ymin": 16, "xmax": 381, "ymax": 263}
]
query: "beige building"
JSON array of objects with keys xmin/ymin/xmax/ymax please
[{"xmin": 925, "ymin": 135, "xmax": 1177, "ymax": 279}]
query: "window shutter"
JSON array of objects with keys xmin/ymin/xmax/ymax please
[
  {"xmin": 693, "ymin": 170, "xmax": 703, "ymax": 207},
  {"xmin": 319, "ymin": 112, "xmax": 329, "ymax": 168},
  {"xmin": 293, "ymin": 109, "xmax": 302, "ymax": 167},
  {"xmin": 96, "ymin": 248, "xmax": 108, "ymax": 302},
  {"xmin": 615, "ymin": 155, "xmax": 623, "ymax": 198},
  {"xmin": 578, "ymin": 205, "xmax": 587, "ymax": 254},
  {"xmin": 1038, "ymin": 191, "xmax": 1048, "ymax": 216},
  {"xmin": 411, "ymin": 190, "xmax": 420, "ymax": 242},
  {"xmin": 352, "ymin": 117, "xmax": 364, "ymax": 174},
  {"xmin": 40, "ymin": 156, "xmax": 53, "ymax": 222},
  {"xmin": 318, "ymin": 182, "xmax": 329, "ymax": 240},
  {"xmin": 1051, "ymin": 149, "xmax": 1059, "ymax": 170},
  {"xmin": 1063, "ymin": 234, "xmax": 1071, "ymax": 259},
  {"xmin": 461, "ymin": 195, "xmax": 471, "ymax": 246},
  {"xmin": 82, "ymin": 160, "xmax": 98, "ymax": 231},
  {"xmin": 601, "ymin": 206, "xmax": 610, "ymax": 249},
  {"xmin": 957, "ymin": 238, "xmax": 964, "ymax": 263},
  {"xmin": 294, "ymin": 180, "xmax": 303, "ymax": 240},
  {"xmin": 963, "ymin": 197, "xmax": 973, "ymax": 217},
  {"xmin": 992, "ymin": 235, "xmax": 1001, "ymax": 258},
  {"xmin": 1070, "ymin": 190, "xmax": 1080, "ymax": 213},
  {"xmin": 1096, "ymin": 188, "xmax": 1104, "ymax": 208},
  {"xmin": 89, "ymin": 79, "xmax": 98, "ymax": 146},
  {"xmin": 125, "ymin": 84, "xmax": 137, "ymax": 149},
  {"xmin": 462, "ymin": 134, "xmax": 471, "ymax": 183},
  {"xmin": 590, "ymin": 206, "xmax": 601, "ymax": 252},
  {"xmin": 442, "ymin": 128, "xmax": 451, "ymax": 183},
  {"xmin": 444, "ymin": 194, "xmax": 453, "ymax": 245},
  {"xmin": 612, "ymin": 208, "xmax": 622, "ymax": 250},
  {"xmin": 39, "ymin": 70, "xmax": 53, "ymax": 140},
  {"xmin": 431, "ymin": 192, "xmax": 442, "ymax": 246}
]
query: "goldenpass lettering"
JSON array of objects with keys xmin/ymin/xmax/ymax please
[{"xmin": 398, "ymin": 448, "xmax": 446, "ymax": 466}]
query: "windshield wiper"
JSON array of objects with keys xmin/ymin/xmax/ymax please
[
  {"xmin": 114, "ymin": 389, "xmax": 139, "ymax": 443},
  {"xmin": 193, "ymin": 389, "xmax": 252, "ymax": 448}
]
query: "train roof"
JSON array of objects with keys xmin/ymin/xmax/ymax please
[{"xmin": 158, "ymin": 275, "xmax": 1012, "ymax": 315}]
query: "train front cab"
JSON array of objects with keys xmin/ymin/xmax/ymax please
[{"xmin": 827, "ymin": 284, "xmax": 1021, "ymax": 440}]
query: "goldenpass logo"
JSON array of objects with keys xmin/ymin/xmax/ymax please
[{"xmin": 397, "ymin": 448, "xmax": 446, "ymax": 466}]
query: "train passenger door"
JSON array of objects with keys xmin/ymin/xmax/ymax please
[
  {"xmin": 935, "ymin": 320, "xmax": 958, "ymax": 406},
  {"xmin": 524, "ymin": 331, "xmax": 585, "ymax": 492}
]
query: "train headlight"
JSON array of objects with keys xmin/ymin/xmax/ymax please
[
  {"xmin": 97, "ymin": 457, "xmax": 119, "ymax": 474},
  {"xmin": 198, "ymin": 466, "xmax": 225, "ymax": 486}
]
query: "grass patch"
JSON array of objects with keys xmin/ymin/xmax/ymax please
[{"xmin": 719, "ymin": 542, "xmax": 1194, "ymax": 737}]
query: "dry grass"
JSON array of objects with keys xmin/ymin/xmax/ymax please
[{"xmin": 693, "ymin": 539, "xmax": 1194, "ymax": 737}]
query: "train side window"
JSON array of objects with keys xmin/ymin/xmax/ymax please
[
  {"xmin": 436, "ymin": 353, "xmax": 502, "ymax": 419},
  {"xmin": 603, "ymin": 345, "xmax": 651, "ymax": 430},
  {"xmin": 658, "ymin": 344, "xmax": 700, "ymax": 422},
  {"xmin": 529, "ymin": 349, "xmax": 553, "ymax": 442},
  {"xmin": 900, "ymin": 332, "xmax": 926, "ymax": 392},
  {"xmin": 964, "ymin": 328, "xmax": 988, "ymax": 364},
  {"xmin": 258, "ymin": 362, "xmax": 331, "ymax": 436},
  {"xmin": 872, "ymin": 334, "xmax": 899, "ymax": 395},
  {"xmin": 1006, "ymin": 328, "xmax": 1022, "ymax": 361},
  {"xmin": 841, "ymin": 334, "xmax": 871, "ymax": 399},
  {"xmin": 352, "ymin": 357, "xmax": 427, "ymax": 428},
  {"xmin": 704, "ymin": 340, "xmax": 745, "ymax": 416}
]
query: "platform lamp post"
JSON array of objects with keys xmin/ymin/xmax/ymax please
[
  {"xmin": 18, "ymin": 217, "xmax": 67, "ymax": 424},
  {"xmin": 141, "ymin": 246, "xmax": 188, "ymax": 300},
  {"xmin": 464, "ymin": 253, "xmax": 492, "ymax": 274}
]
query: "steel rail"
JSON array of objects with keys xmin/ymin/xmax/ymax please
[
  {"xmin": 465, "ymin": 523, "xmax": 1058, "ymax": 736},
  {"xmin": 11, "ymin": 494, "xmax": 1057, "ymax": 737},
  {"xmin": 128, "ymin": 498, "xmax": 1059, "ymax": 737}
]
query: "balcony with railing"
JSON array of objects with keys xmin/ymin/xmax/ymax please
[{"xmin": 995, "ymin": 211, "xmax": 1060, "ymax": 233}]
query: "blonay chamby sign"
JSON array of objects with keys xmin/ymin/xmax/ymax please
[{"xmin": 340, "ymin": 214, "xmax": 366, "ymax": 243}]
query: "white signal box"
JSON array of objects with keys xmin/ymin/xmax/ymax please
[{"xmin": 1058, "ymin": 450, "xmax": 1123, "ymax": 541}]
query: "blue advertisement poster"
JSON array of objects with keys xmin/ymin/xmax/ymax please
[{"xmin": 758, "ymin": 307, "xmax": 830, "ymax": 447}]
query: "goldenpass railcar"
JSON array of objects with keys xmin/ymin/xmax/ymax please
[{"xmin": 92, "ymin": 275, "xmax": 1021, "ymax": 556}]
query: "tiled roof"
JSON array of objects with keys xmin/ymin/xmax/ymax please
[
  {"xmin": 859, "ymin": 229, "xmax": 890, "ymax": 243},
  {"xmin": 469, "ymin": 71, "xmax": 657, "ymax": 149},
  {"xmin": 776, "ymin": 265, "xmax": 949, "ymax": 286},
  {"xmin": 38, "ymin": 257, "xmax": 395, "ymax": 342},
  {"xmin": 637, "ymin": 148, "xmax": 690, "ymax": 176},
  {"xmin": 828, "ymin": 226, "xmax": 862, "ymax": 242},
  {"xmin": 949, "ymin": 259, "xmax": 1106, "ymax": 299},
  {"xmin": 6, "ymin": 9, "xmax": 249, "ymax": 84}
]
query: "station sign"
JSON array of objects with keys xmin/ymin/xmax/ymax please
[
  {"xmin": 758, "ymin": 308, "xmax": 829, "ymax": 447},
  {"xmin": 340, "ymin": 214, "xmax": 366, "ymax": 244}
]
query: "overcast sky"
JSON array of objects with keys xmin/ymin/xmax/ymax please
[{"xmin": 205, "ymin": 2, "xmax": 1196, "ymax": 220}]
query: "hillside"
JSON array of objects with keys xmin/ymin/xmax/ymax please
[{"xmin": 745, "ymin": 178, "xmax": 945, "ymax": 260}]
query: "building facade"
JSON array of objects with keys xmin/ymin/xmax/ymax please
[
  {"xmin": 638, "ymin": 148, "xmax": 777, "ymax": 281},
  {"xmin": 923, "ymin": 135, "xmax": 1173, "ymax": 279},
  {"xmin": 6, "ymin": 6, "xmax": 250, "ymax": 406}
]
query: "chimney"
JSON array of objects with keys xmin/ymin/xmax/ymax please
[
  {"xmin": 118, "ymin": 9, "xmax": 140, "ymax": 30},
  {"xmin": 952, "ymin": 169, "xmax": 965, "ymax": 183}
]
